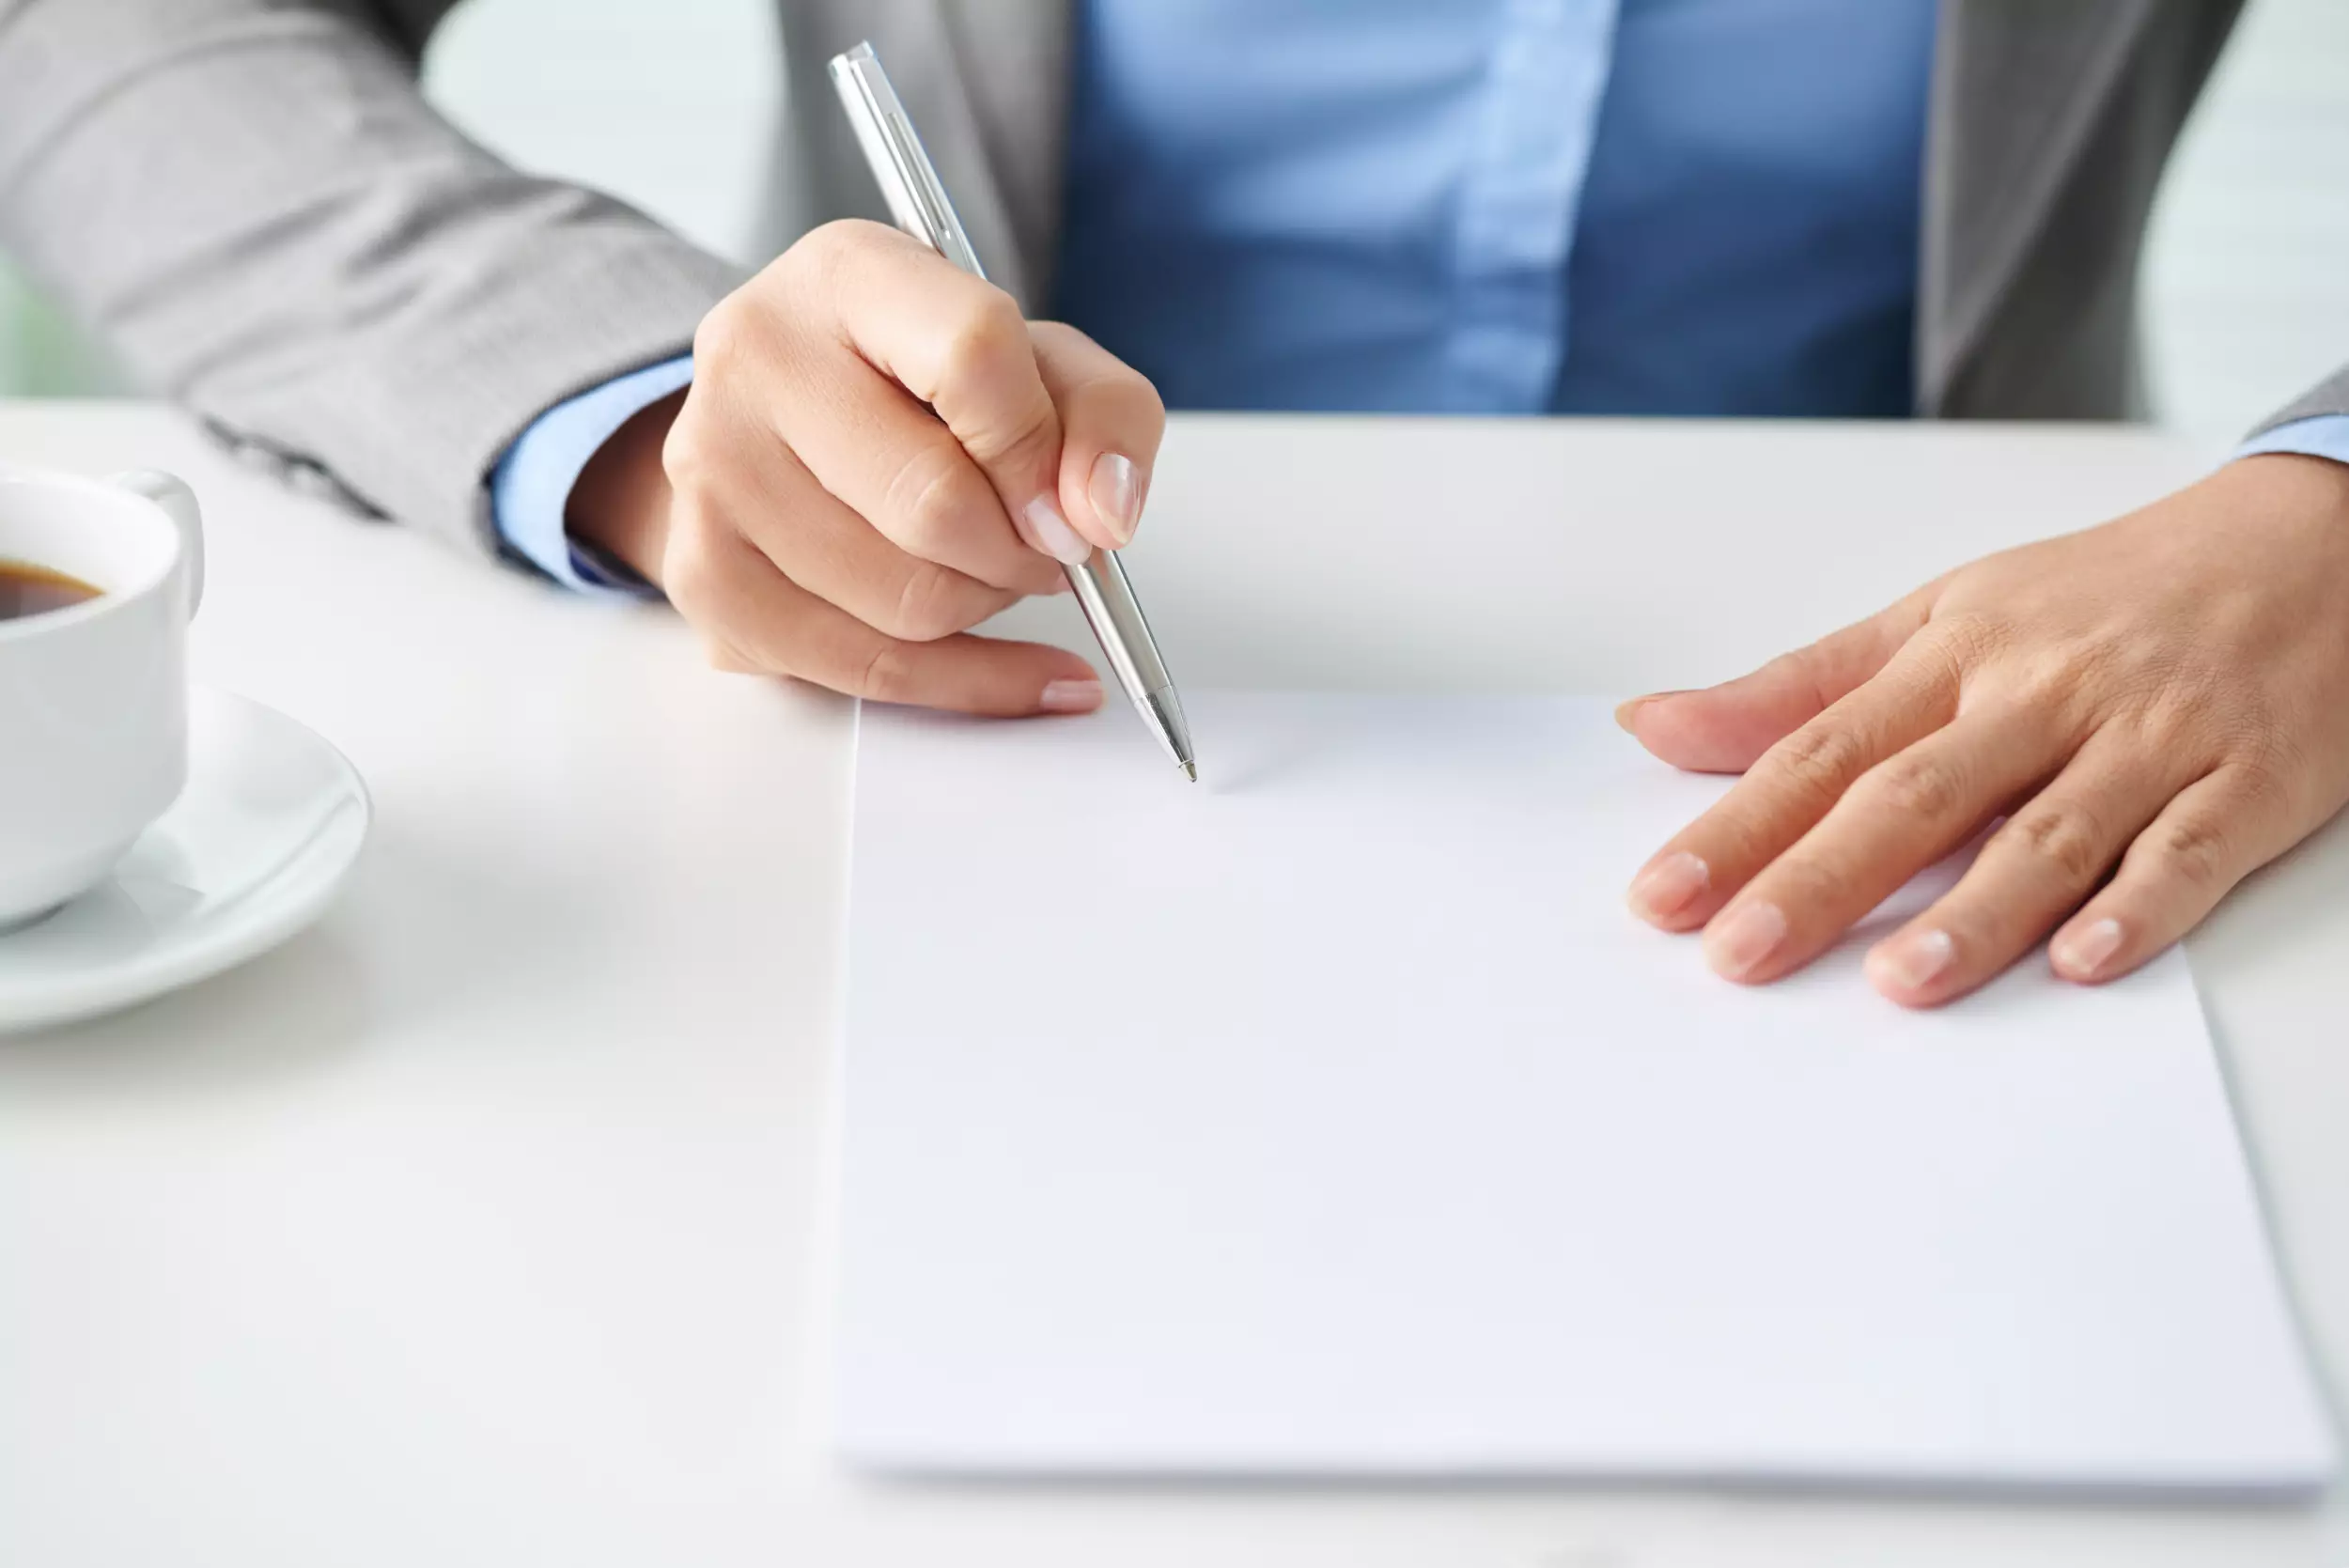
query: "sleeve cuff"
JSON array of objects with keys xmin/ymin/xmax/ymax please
[
  {"xmin": 489, "ymin": 354, "xmax": 696, "ymax": 598},
  {"xmin": 2232, "ymin": 413, "xmax": 2349, "ymax": 471}
]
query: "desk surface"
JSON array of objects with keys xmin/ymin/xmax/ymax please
[{"xmin": 0, "ymin": 404, "xmax": 2342, "ymax": 1567}]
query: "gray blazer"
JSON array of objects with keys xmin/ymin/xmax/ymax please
[{"xmin": 1, "ymin": 0, "xmax": 2341, "ymax": 562}]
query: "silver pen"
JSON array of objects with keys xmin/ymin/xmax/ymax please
[{"xmin": 829, "ymin": 40, "xmax": 1198, "ymax": 783}]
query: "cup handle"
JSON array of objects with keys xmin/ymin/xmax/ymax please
[{"xmin": 106, "ymin": 469, "xmax": 205, "ymax": 619}]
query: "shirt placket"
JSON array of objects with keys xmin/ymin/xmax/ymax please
[{"xmin": 1444, "ymin": 0, "xmax": 1620, "ymax": 412}]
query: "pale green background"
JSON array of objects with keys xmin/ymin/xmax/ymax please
[{"xmin": 3, "ymin": 0, "xmax": 2345, "ymax": 442}]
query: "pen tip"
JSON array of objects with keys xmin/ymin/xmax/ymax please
[{"xmin": 1182, "ymin": 760, "xmax": 1198, "ymax": 784}]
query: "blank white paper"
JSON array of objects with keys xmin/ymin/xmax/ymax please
[{"xmin": 832, "ymin": 693, "xmax": 2336, "ymax": 1490}]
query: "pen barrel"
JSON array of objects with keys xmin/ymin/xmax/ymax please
[
  {"xmin": 830, "ymin": 39, "xmax": 1194, "ymax": 774},
  {"xmin": 829, "ymin": 43, "xmax": 987, "ymax": 279},
  {"xmin": 1066, "ymin": 551, "xmax": 1171, "ymax": 704}
]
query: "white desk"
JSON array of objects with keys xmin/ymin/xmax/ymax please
[{"xmin": 1, "ymin": 403, "xmax": 2343, "ymax": 1567}]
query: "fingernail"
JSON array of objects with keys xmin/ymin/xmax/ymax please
[
  {"xmin": 1019, "ymin": 495, "xmax": 1093, "ymax": 566},
  {"xmin": 1614, "ymin": 691, "xmax": 1689, "ymax": 733},
  {"xmin": 1039, "ymin": 677, "xmax": 1104, "ymax": 714},
  {"xmin": 1089, "ymin": 452, "xmax": 1143, "ymax": 546},
  {"xmin": 1627, "ymin": 851, "xmax": 1709, "ymax": 923},
  {"xmin": 2052, "ymin": 917, "xmax": 2123, "ymax": 981},
  {"xmin": 1706, "ymin": 900, "xmax": 1788, "ymax": 980},
  {"xmin": 1868, "ymin": 927, "xmax": 1956, "ymax": 994}
]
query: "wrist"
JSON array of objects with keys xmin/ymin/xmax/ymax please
[
  {"xmin": 567, "ymin": 387, "xmax": 688, "ymax": 584},
  {"xmin": 2226, "ymin": 451, "xmax": 2349, "ymax": 526}
]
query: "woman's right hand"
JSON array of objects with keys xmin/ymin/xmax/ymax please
[{"xmin": 568, "ymin": 218, "xmax": 1166, "ymax": 716}]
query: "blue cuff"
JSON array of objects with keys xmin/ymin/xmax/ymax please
[
  {"xmin": 2233, "ymin": 413, "xmax": 2349, "ymax": 471},
  {"xmin": 490, "ymin": 355, "xmax": 695, "ymax": 598}
]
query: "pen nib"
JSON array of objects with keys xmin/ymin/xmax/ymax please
[{"xmin": 1182, "ymin": 760, "xmax": 1198, "ymax": 784}]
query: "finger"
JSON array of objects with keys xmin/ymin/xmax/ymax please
[
  {"xmin": 664, "ymin": 508, "xmax": 1101, "ymax": 716},
  {"xmin": 1620, "ymin": 587, "xmax": 1938, "ymax": 773},
  {"xmin": 1700, "ymin": 701, "xmax": 2065, "ymax": 985},
  {"xmin": 1861, "ymin": 727, "xmax": 2196, "ymax": 1006},
  {"xmin": 766, "ymin": 346, "xmax": 1066, "ymax": 598},
  {"xmin": 2045, "ymin": 763, "xmax": 2302, "ymax": 986},
  {"xmin": 820, "ymin": 224, "xmax": 1090, "ymax": 566},
  {"xmin": 1031, "ymin": 320, "xmax": 1166, "ymax": 550},
  {"xmin": 695, "ymin": 419, "xmax": 1030, "ymax": 644},
  {"xmin": 1626, "ymin": 630, "xmax": 1961, "ymax": 932}
]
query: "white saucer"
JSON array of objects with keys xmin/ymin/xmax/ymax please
[{"xmin": 0, "ymin": 688, "xmax": 370, "ymax": 1033}]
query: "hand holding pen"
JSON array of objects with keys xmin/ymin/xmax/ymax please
[
  {"xmin": 560, "ymin": 72, "xmax": 1174, "ymax": 737},
  {"xmin": 830, "ymin": 41, "xmax": 1196, "ymax": 778}
]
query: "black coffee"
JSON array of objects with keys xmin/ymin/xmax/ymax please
[{"xmin": 0, "ymin": 558, "xmax": 101, "ymax": 622}]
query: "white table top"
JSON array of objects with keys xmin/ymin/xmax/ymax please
[{"xmin": 1, "ymin": 402, "xmax": 2343, "ymax": 1566}]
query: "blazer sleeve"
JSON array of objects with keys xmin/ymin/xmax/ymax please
[{"xmin": 0, "ymin": 0, "xmax": 739, "ymax": 556}]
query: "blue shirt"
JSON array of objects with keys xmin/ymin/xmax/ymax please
[
  {"xmin": 493, "ymin": 2, "xmax": 2349, "ymax": 584},
  {"xmin": 1054, "ymin": 0, "xmax": 1932, "ymax": 416}
]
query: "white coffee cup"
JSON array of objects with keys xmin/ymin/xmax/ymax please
[{"xmin": 0, "ymin": 466, "xmax": 205, "ymax": 931}]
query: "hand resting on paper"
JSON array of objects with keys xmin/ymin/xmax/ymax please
[
  {"xmin": 1620, "ymin": 454, "xmax": 2349, "ymax": 1007},
  {"xmin": 567, "ymin": 220, "xmax": 1164, "ymax": 716}
]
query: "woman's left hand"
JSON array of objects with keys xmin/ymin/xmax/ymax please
[{"xmin": 1620, "ymin": 453, "xmax": 2349, "ymax": 1006}]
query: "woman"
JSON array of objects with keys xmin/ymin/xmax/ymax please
[{"xmin": 5, "ymin": 0, "xmax": 2345, "ymax": 1005}]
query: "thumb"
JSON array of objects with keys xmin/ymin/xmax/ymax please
[{"xmin": 1619, "ymin": 588, "xmax": 1937, "ymax": 773}]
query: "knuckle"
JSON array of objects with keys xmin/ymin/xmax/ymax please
[
  {"xmin": 691, "ymin": 296, "xmax": 752, "ymax": 376},
  {"xmin": 1998, "ymin": 642, "xmax": 2106, "ymax": 720},
  {"xmin": 1894, "ymin": 617, "xmax": 1997, "ymax": 706},
  {"xmin": 1766, "ymin": 723, "xmax": 1871, "ymax": 806},
  {"xmin": 1797, "ymin": 858, "xmax": 1863, "ymax": 913},
  {"xmin": 1924, "ymin": 610, "xmax": 2006, "ymax": 669},
  {"xmin": 2123, "ymin": 688, "xmax": 2200, "ymax": 753},
  {"xmin": 2149, "ymin": 811, "xmax": 2232, "ymax": 890},
  {"xmin": 797, "ymin": 217, "xmax": 863, "ymax": 261},
  {"xmin": 854, "ymin": 640, "xmax": 916, "ymax": 705},
  {"xmin": 886, "ymin": 443, "xmax": 994, "ymax": 555},
  {"xmin": 885, "ymin": 560, "xmax": 977, "ymax": 643},
  {"xmin": 937, "ymin": 290, "xmax": 1027, "ymax": 398},
  {"xmin": 2225, "ymin": 742, "xmax": 2301, "ymax": 815},
  {"xmin": 827, "ymin": 216, "xmax": 900, "ymax": 255},
  {"xmin": 2115, "ymin": 656, "xmax": 2233, "ymax": 742},
  {"xmin": 2003, "ymin": 802, "xmax": 2108, "ymax": 887},
  {"xmin": 984, "ymin": 397, "xmax": 1059, "ymax": 472},
  {"xmin": 1865, "ymin": 750, "xmax": 1967, "ymax": 822},
  {"xmin": 779, "ymin": 218, "xmax": 871, "ymax": 289},
  {"xmin": 1902, "ymin": 637, "xmax": 1970, "ymax": 712},
  {"xmin": 660, "ymin": 408, "xmax": 718, "ymax": 493}
]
